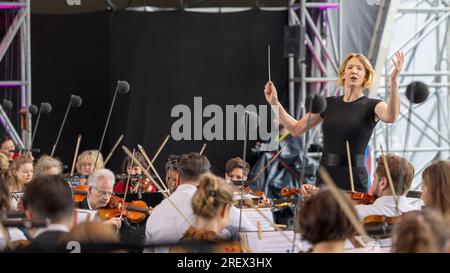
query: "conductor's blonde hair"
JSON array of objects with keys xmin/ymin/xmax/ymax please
[{"xmin": 337, "ymin": 53, "xmax": 375, "ymax": 89}]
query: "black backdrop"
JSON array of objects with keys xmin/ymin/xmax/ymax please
[{"xmin": 30, "ymin": 10, "xmax": 287, "ymax": 175}]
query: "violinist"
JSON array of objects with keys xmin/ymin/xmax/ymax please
[
  {"xmin": 421, "ymin": 160, "xmax": 450, "ymax": 225},
  {"xmin": 75, "ymin": 150, "xmax": 104, "ymax": 185},
  {"xmin": 225, "ymin": 157, "xmax": 250, "ymax": 184},
  {"xmin": 0, "ymin": 136, "xmax": 16, "ymax": 161},
  {"xmin": 0, "ymin": 175, "xmax": 27, "ymax": 251},
  {"xmin": 33, "ymin": 155, "xmax": 63, "ymax": 177},
  {"xmin": 171, "ymin": 173, "xmax": 238, "ymax": 253},
  {"xmin": 75, "ymin": 169, "xmax": 122, "ymax": 230},
  {"xmin": 355, "ymin": 154, "xmax": 415, "ymax": 220},
  {"xmin": 7, "ymin": 155, "xmax": 33, "ymax": 193},
  {"xmin": 165, "ymin": 154, "xmax": 180, "ymax": 194},
  {"xmin": 298, "ymin": 188, "xmax": 357, "ymax": 253},
  {"xmin": 20, "ymin": 175, "xmax": 74, "ymax": 252},
  {"xmin": 113, "ymin": 152, "xmax": 155, "ymax": 194}
]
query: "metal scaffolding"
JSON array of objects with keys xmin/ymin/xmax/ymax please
[
  {"xmin": 371, "ymin": 0, "xmax": 450, "ymax": 192},
  {"xmin": 0, "ymin": 0, "xmax": 31, "ymax": 149}
]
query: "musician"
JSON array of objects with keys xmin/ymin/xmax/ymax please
[
  {"xmin": 165, "ymin": 154, "xmax": 180, "ymax": 194},
  {"xmin": 264, "ymin": 52, "xmax": 403, "ymax": 192},
  {"xmin": 355, "ymin": 154, "xmax": 415, "ymax": 220},
  {"xmin": 171, "ymin": 173, "xmax": 237, "ymax": 253},
  {"xmin": 75, "ymin": 168, "xmax": 122, "ymax": 230},
  {"xmin": 145, "ymin": 152, "xmax": 254, "ymax": 253},
  {"xmin": 298, "ymin": 188, "xmax": 357, "ymax": 253},
  {"xmin": 33, "ymin": 155, "xmax": 63, "ymax": 177},
  {"xmin": 75, "ymin": 150, "xmax": 104, "ymax": 184},
  {"xmin": 21, "ymin": 175, "xmax": 74, "ymax": 252},
  {"xmin": 0, "ymin": 175, "xmax": 27, "ymax": 251},
  {"xmin": 113, "ymin": 152, "xmax": 155, "ymax": 193},
  {"xmin": 225, "ymin": 157, "xmax": 250, "ymax": 183},
  {"xmin": 0, "ymin": 136, "xmax": 16, "ymax": 161},
  {"xmin": 421, "ymin": 160, "xmax": 450, "ymax": 224},
  {"xmin": 392, "ymin": 209, "xmax": 449, "ymax": 253},
  {"xmin": 6, "ymin": 155, "xmax": 34, "ymax": 211}
]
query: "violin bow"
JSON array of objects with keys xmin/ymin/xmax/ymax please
[
  {"xmin": 268, "ymin": 45, "xmax": 271, "ymax": 82},
  {"xmin": 150, "ymin": 134, "xmax": 170, "ymax": 164},
  {"xmin": 199, "ymin": 143, "xmax": 207, "ymax": 155},
  {"xmin": 346, "ymin": 140, "xmax": 356, "ymax": 192},
  {"xmin": 119, "ymin": 149, "xmax": 136, "ymax": 222},
  {"xmin": 241, "ymin": 197, "xmax": 305, "ymax": 252},
  {"xmin": 318, "ymin": 166, "xmax": 369, "ymax": 239},
  {"xmin": 251, "ymin": 143, "xmax": 288, "ymax": 183},
  {"xmin": 379, "ymin": 145, "xmax": 401, "ymax": 216},
  {"xmin": 137, "ymin": 144, "xmax": 170, "ymax": 194},
  {"xmin": 104, "ymin": 134, "xmax": 124, "ymax": 166},
  {"xmin": 122, "ymin": 146, "xmax": 193, "ymax": 226},
  {"xmin": 70, "ymin": 134, "xmax": 82, "ymax": 177}
]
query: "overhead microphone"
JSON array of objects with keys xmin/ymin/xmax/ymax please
[
  {"xmin": 405, "ymin": 81, "xmax": 429, "ymax": 104},
  {"xmin": 50, "ymin": 95, "xmax": 82, "ymax": 157},
  {"xmin": 40, "ymin": 102, "xmax": 52, "ymax": 114},
  {"xmin": 2, "ymin": 99, "xmax": 13, "ymax": 110},
  {"xmin": 305, "ymin": 94, "xmax": 327, "ymax": 114},
  {"xmin": 396, "ymin": 81, "xmax": 430, "ymax": 199},
  {"xmin": 28, "ymin": 104, "xmax": 38, "ymax": 115},
  {"xmin": 30, "ymin": 102, "xmax": 53, "ymax": 151},
  {"xmin": 93, "ymin": 80, "xmax": 130, "ymax": 171}
]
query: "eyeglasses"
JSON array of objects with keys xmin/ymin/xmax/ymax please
[{"xmin": 92, "ymin": 186, "xmax": 114, "ymax": 197}]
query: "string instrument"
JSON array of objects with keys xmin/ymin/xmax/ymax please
[
  {"xmin": 280, "ymin": 187, "xmax": 299, "ymax": 197},
  {"xmin": 363, "ymin": 214, "xmax": 402, "ymax": 238},
  {"xmin": 72, "ymin": 185, "xmax": 89, "ymax": 203},
  {"xmin": 98, "ymin": 195, "xmax": 150, "ymax": 223},
  {"xmin": 346, "ymin": 191, "xmax": 375, "ymax": 205}
]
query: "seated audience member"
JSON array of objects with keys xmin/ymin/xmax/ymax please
[
  {"xmin": 421, "ymin": 160, "xmax": 450, "ymax": 224},
  {"xmin": 353, "ymin": 154, "xmax": 415, "ymax": 219},
  {"xmin": 21, "ymin": 175, "xmax": 74, "ymax": 252},
  {"xmin": 145, "ymin": 152, "xmax": 254, "ymax": 252},
  {"xmin": 59, "ymin": 222, "xmax": 120, "ymax": 253},
  {"xmin": 392, "ymin": 209, "xmax": 450, "ymax": 253},
  {"xmin": 33, "ymin": 155, "xmax": 63, "ymax": 177},
  {"xmin": 298, "ymin": 188, "xmax": 357, "ymax": 253}
]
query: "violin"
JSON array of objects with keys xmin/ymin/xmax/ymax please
[
  {"xmin": 242, "ymin": 187, "xmax": 265, "ymax": 197},
  {"xmin": 280, "ymin": 187, "xmax": 299, "ymax": 197},
  {"xmin": 72, "ymin": 185, "xmax": 89, "ymax": 203},
  {"xmin": 98, "ymin": 195, "xmax": 151, "ymax": 223},
  {"xmin": 346, "ymin": 191, "xmax": 375, "ymax": 205},
  {"xmin": 363, "ymin": 214, "xmax": 402, "ymax": 238},
  {"xmin": 363, "ymin": 215, "xmax": 402, "ymax": 225}
]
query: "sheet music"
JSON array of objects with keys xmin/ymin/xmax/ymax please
[
  {"xmin": 75, "ymin": 209, "xmax": 98, "ymax": 224},
  {"xmin": 241, "ymin": 208, "xmax": 275, "ymax": 231},
  {"xmin": 241, "ymin": 231, "xmax": 311, "ymax": 253}
]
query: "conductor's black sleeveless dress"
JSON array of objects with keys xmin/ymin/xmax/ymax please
[{"xmin": 316, "ymin": 95, "xmax": 382, "ymax": 192}]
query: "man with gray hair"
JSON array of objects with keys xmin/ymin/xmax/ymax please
[{"xmin": 76, "ymin": 168, "xmax": 121, "ymax": 230}]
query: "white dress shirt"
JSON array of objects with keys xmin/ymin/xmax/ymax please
[
  {"xmin": 145, "ymin": 183, "xmax": 255, "ymax": 253},
  {"xmin": 355, "ymin": 195, "xmax": 416, "ymax": 220}
]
